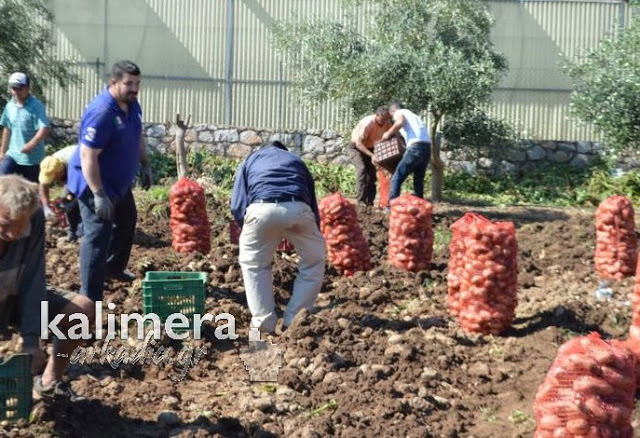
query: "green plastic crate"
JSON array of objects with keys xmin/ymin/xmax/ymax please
[
  {"xmin": 142, "ymin": 272, "xmax": 207, "ymax": 332},
  {"xmin": 0, "ymin": 354, "xmax": 32, "ymax": 421}
]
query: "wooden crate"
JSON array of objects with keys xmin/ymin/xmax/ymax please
[{"xmin": 373, "ymin": 136, "xmax": 405, "ymax": 173}]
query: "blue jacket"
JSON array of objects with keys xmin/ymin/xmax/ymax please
[{"xmin": 230, "ymin": 143, "xmax": 320, "ymax": 228}]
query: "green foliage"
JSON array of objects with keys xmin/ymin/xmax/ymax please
[
  {"xmin": 272, "ymin": 0, "xmax": 507, "ymax": 122},
  {"xmin": 441, "ymin": 159, "xmax": 640, "ymax": 207},
  {"xmin": 443, "ymin": 108, "xmax": 521, "ymax": 166},
  {"xmin": 563, "ymin": 20, "xmax": 640, "ymax": 152},
  {"xmin": 306, "ymin": 160, "xmax": 356, "ymax": 198},
  {"xmin": 140, "ymin": 151, "xmax": 640, "ymax": 209},
  {"xmin": 145, "ymin": 186, "xmax": 170, "ymax": 203},
  {"xmin": 187, "ymin": 151, "xmax": 241, "ymax": 193},
  {"xmin": 148, "ymin": 152, "xmax": 177, "ymax": 183},
  {"xmin": 0, "ymin": 0, "xmax": 80, "ymax": 108}
]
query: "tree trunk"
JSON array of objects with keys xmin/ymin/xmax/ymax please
[
  {"xmin": 430, "ymin": 116, "xmax": 444, "ymax": 202},
  {"xmin": 174, "ymin": 114, "xmax": 190, "ymax": 178}
]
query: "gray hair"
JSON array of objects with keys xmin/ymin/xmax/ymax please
[{"xmin": 0, "ymin": 175, "xmax": 40, "ymax": 218}]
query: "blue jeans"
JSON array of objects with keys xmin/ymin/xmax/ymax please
[
  {"xmin": 0, "ymin": 156, "xmax": 39, "ymax": 183},
  {"xmin": 389, "ymin": 141, "xmax": 431, "ymax": 203},
  {"xmin": 78, "ymin": 187, "xmax": 137, "ymax": 301}
]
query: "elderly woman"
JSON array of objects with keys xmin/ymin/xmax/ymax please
[{"xmin": 0, "ymin": 174, "xmax": 94, "ymax": 401}]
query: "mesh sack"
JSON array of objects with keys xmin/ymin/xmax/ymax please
[
  {"xmin": 594, "ymin": 196, "xmax": 637, "ymax": 280},
  {"xmin": 446, "ymin": 213, "xmax": 518, "ymax": 334},
  {"xmin": 170, "ymin": 178, "xmax": 211, "ymax": 254},
  {"xmin": 318, "ymin": 193, "xmax": 371, "ymax": 276},
  {"xmin": 388, "ymin": 194, "xmax": 433, "ymax": 272},
  {"xmin": 533, "ymin": 332, "xmax": 636, "ymax": 438}
]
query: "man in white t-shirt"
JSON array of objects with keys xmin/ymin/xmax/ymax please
[{"xmin": 380, "ymin": 101, "xmax": 431, "ymax": 205}]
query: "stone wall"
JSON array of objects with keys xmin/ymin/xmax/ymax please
[{"xmin": 48, "ymin": 118, "xmax": 604, "ymax": 172}]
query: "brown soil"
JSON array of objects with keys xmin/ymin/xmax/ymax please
[{"xmin": 2, "ymin": 197, "xmax": 639, "ymax": 438}]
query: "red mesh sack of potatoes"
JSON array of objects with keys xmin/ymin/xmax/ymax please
[
  {"xmin": 619, "ymin": 336, "xmax": 640, "ymax": 388},
  {"xmin": 446, "ymin": 213, "xmax": 518, "ymax": 335},
  {"xmin": 377, "ymin": 168, "xmax": 391, "ymax": 210},
  {"xmin": 169, "ymin": 178, "xmax": 211, "ymax": 254},
  {"xmin": 594, "ymin": 195, "xmax": 637, "ymax": 280},
  {"xmin": 388, "ymin": 194, "xmax": 433, "ymax": 272},
  {"xmin": 533, "ymin": 332, "xmax": 636, "ymax": 438},
  {"xmin": 229, "ymin": 219, "xmax": 294, "ymax": 252},
  {"xmin": 318, "ymin": 193, "xmax": 371, "ymax": 276}
]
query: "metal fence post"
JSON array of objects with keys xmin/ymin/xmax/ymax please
[{"xmin": 224, "ymin": 0, "xmax": 235, "ymax": 125}]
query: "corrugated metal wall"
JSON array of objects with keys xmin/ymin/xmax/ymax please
[
  {"xmin": 46, "ymin": 0, "xmax": 628, "ymax": 140},
  {"xmin": 489, "ymin": 0, "xmax": 626, "ymax": 140}
]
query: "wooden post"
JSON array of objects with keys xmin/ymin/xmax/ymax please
[{"xmin": 174, "ymin": 113, "xmax": 191, "ymax": 178}]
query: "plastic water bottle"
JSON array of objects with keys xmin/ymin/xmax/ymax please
[{"xmin": 594, "ymin": 280, "xmax": 613, "ymax": 300}]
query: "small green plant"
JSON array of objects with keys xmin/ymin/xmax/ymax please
[
  {"xmin": 261, "ymin": 383, "xmax": 277, "ymax": 394},
  {"xmin": 308, "ymin": 399, "xmax": 338, "ymax": 417},
  {"xmin": 145, "ymin": 186, "xmax": 170, "ymax": 203},
  {"xmin": 433, "ymin": 228, "xmax": 451, "ymax": 256},
  {"xmin": 148, "ymin": 152, "xmax": 177, "ymax": 183},
  {"xmin": 509, "ymin": 410, "xmax": 529, "ymax": 425},
  {"xmin": 480, "ymin": 404, "xmax": 499, "ymax": 423}
]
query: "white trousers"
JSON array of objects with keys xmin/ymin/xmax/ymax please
[{"xmin": 239, "ymin": 201, "xmax": 326, "ymax": 332}]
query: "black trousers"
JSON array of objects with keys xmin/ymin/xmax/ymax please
[{"xmin": 347, "ymin": 143, "xmax": 376, "ymax": 205}]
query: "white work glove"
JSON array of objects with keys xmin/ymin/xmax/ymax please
[
  {"xmin": 93, "ymin": 190, "xmax": 114, "ymax": 221},
  {"xmin": 43, "ymin": 204, "xmax": 53, "ymax": 219}
]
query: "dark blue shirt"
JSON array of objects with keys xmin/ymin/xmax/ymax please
[
  {"xmin": 231, "ymin": 145, "xmax": 320, "ymax": 228},
  {"xmin": 67, "ymin": 88, "xmax": 142, "ymax": 198}
]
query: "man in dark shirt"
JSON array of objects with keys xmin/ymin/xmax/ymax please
[
  {"xmin": 0, "ymin": 174, "xmax": 94, "ymax": 401},
  {"xmin": 231, "ymin": 141, "xmax": 326, "ymax": 334}
]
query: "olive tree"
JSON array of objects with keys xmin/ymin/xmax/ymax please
[
  {"xmin": 564, "ymin": 20, "xmax": 640, "ymax": 155},
  {"xmin": 0, "ymin": 0, "xmax": 78, "ymax": 108},
  {"xmin": 272, "ymin": 0, "xmax": 507, "ymax": 201}
]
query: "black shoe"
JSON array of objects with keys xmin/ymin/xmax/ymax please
[
  {"xmin": 33, "ymin": 376, "xmax": 86, "ymax": 402},
  {"xmin": 106, "ymin": 270, "xmax": 136, "ymax": 282}
]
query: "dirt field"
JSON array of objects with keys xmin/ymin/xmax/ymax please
[{"xmin": 3, "ymin": 195, "xmax": 640, "ymax": 438}]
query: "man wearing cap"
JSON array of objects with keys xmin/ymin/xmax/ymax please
[
  {"xmin": 39, "ymin": 145, "xmax": 81, "ymax": 240},
  {"xmin": 0, "ymin": 72, "xmax": 50, "ymax": 183},
  {"xmin": 231, "ymin": 140, "xmax": 326, "ymax": 334},
  {"xmin": 67, "ymin": 60, "xmax": 152, "ymax": 302}
]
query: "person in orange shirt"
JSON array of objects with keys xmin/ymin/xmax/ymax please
[{"xmin": 347, "ymin": 106, "xmax": 392, "ymax": 206}]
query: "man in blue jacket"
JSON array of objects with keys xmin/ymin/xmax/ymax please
[
  {"xmin": 67, "ymin": 60, "xmax": 152, "ymax": 302},
  {"xmin": 231, "ymin": 141, "xmax": 326, "ymax": 334}
]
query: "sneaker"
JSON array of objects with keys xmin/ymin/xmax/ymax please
[
  {"xmin": 33, "ymin": 376, "xmax": 86, "ymax": 402},
  {"xmin": 106, "ymin": 270, "xmax": 136, "ymax": 282}
]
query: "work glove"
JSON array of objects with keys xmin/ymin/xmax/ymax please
[
  {"xmin": 141, "ymin": 165, "xmax": 153, "ymax": 190},
  {"xmin": 42, "ymin": 204, "xmax": 53, "ymax": 219},
  {"xmin": 93, "ymin": 190, "xmax": 114, "ymax": 221}
]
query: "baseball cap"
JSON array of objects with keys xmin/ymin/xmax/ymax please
[
  {"xmin": 39, "ymin": 156, "xmax": 66, "ymax": 185},
  {"xmin": 8, "ymin": 72, "xmax": 28, "ymax": 87}
]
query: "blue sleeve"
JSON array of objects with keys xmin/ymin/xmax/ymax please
[
  {"xmin": 33, "ymin": 100, "xmax": 49, "ymax": 129},
  {"xmin": 80, "ymin": 107, "xmax": 113, "ymax": 149},
  {"xmin": 230, "ymin": 161, "xmax": 249, "ymax": 228},
  {"xmin": 18, "ymin": 210, "xmax": 47, "ymax": 348}
]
